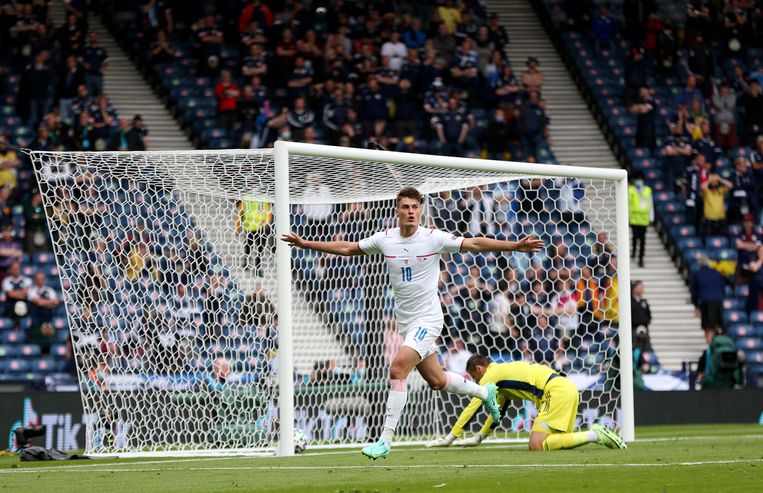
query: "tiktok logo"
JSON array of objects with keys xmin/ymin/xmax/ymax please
[{"xmin": 7, "ymin": 397, "xmax": 84, "ymax": 450}]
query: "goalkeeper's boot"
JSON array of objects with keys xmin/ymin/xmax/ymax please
[
  {"xmin": 482, "ymin": 383, "xmax": 501, "ymax": 423},
  {"xmin": 361, "ymin": 439, "xmax": 391, "ymax": 460},
  {"xmin": 591, "ymin": 424, "xmax": 628, "ymax": 449}
]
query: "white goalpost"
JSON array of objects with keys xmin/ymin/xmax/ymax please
[{"xmin": 31, "ymin": 141, "xmax": 633, "ymax": 457}]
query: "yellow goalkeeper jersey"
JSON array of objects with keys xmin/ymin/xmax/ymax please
[{"xmin": 451, "ymin": 361, "xmax": 559, "ymax": 437}]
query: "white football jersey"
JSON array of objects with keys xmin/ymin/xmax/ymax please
[{"xmin": 358, "ymin": 227, "xmax": 464, "ymax": 329}]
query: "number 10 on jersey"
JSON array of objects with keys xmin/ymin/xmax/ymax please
[{"xmin": 401, "ymin": 266, "xmax": 412, "ymax": 282}]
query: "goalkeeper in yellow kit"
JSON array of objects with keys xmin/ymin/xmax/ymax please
[{"xmin": 428, "ymin": 355, "xmax": 627, "ymax": 451}]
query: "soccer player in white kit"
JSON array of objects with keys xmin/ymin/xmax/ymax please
[{"xmin": 282, "ymin": 187, "xmax": 544, "ymax": 459}]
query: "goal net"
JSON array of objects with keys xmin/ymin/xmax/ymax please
[{"xmin": 31, "ymin": 142, "xmax": 633, "ymax": 457}]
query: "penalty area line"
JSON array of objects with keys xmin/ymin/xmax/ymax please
[{"xmin": 1, "ymin": 458, "xmax": 762, "ymax": 474}]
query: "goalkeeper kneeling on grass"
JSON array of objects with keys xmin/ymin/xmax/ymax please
[{"xmin": 428, "ymin": 355, "xmax": 627, "ymax": 451}]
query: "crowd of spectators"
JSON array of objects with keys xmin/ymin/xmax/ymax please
[
  {"xmin": 0, "ymin": 1, "xmax": 156, "ymax": 382},
  {"xmin": 541, "ymin": 0, "xmax": 763, "ymax": 386},
  {"xmin": 596, "ymin": 1, "xmax": 763, "ymax": 240},
  {"xmin": 127, "ymin": 0, "xmax": 553, "ymax": 161}
]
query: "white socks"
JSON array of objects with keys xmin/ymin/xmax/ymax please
[
  {"xmin": 380, "ymin": 379, "xmax": 407, "ymax": 446},
  {"xmin": 443, "ymin": 371, "xmax": 488, "ymax": 399},
  {"xmin": 380, "ymin": 374, "xmax": 488, "ymax": 446}
]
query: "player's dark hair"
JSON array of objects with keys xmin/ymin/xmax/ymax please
[
  {"xmin": 466, "ymin": 354, "xmax": 491, "ymax": 373},
  {"xmin": 396, "ymin": 187, "xmax": 424, "ymax": 205}
]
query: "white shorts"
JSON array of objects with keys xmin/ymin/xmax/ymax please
[{"xmin": 400, "ymin": 323, "xmax": 441, "ymax": 360}]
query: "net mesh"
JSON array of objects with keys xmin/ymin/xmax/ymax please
[{"xmin": 31, "ymin": 148, "xmax": 623, "ymax": 454}]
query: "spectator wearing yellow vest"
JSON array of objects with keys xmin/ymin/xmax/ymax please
[
  {"xmin": 628, "ymin": 171, "xmax": 653, "ymax": 268},
  {"xmin": 236, "ymin": 197, "xmax": 272, "ymax": 273}
]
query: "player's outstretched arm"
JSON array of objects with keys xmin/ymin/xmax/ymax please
[
  {"xmin": 460, "ymin": 235, "xmax": 544, "ymax": 253},
  {"xmin": 280, "ymin": 232, "xmax": 364, "ymax": 256}
]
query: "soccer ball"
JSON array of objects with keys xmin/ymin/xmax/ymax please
[{"xmin": 294, "ymin": 428, "xmax": 308, "ymax": 454}]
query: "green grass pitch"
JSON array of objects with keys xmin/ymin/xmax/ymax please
[{"xmin": 1, "ymin": 424, "xmax": 761, "ymax": 492}]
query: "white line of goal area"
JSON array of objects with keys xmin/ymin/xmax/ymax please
[
  {"xmin": 1, "ymin": 458, "xmax": 762, "ymax": 475},
  {"xmin": 1, "ymin": 432, "xmax": 762, "ymax": 474}
]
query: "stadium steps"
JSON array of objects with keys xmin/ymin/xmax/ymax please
[
  {"xmin": 48, "ymin": 3, "xmax": 193, "ymax": 151},
  {"xmin": 490, "ymin": 0, "xmax": 704, "ymax": 370},
  {"xmin": 174, "ymin": 190, "xmax": 345, "ymax": 375}
]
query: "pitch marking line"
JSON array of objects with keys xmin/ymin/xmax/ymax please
[
  {"xmin": 1, "ymin": 458, "xmax": 762, "ymax": 474},
  {"xmin": 1, "ymin": 433, "xmax": 760, "ymax": 473}
]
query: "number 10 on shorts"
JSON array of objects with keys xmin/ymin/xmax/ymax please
[{"xmin": 401, "ymin": 266, "xmax": 412, "ymax": 282}]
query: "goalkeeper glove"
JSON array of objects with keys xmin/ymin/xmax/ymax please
[
  {"xmin": 453, "ymin": 431, "xmax": 489, "ymax": 447},
  {"xmin": 425, "ymin": 432, "xmax": 457, "ymax": 448}
]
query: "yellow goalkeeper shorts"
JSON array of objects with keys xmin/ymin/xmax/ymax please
[{"xmin": 531, "ymin": 376, "xmax": 579, "ymax": 434}]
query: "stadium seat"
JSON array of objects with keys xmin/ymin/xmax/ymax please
[
  {"xmin": 0, "ymin": 331, "xmax": 25, "ymax": 344},
  {"xmin": 723, "ymin": 310, "xmax": 748, "ymax": 325},
  {"xmin": 749, "ymin": 311, "xmax": 763, "ymax": 324},
  {"xmin": 19, "ymin": 344, "xmax": 41, "ymax": 357},
  {"xmin": 727, "ymin": 323, "xmax": 755, "ymax": 338},
  {"xmin": 0, "ymin": 358, "xmax": 29, "ymax": 373},
  {"xmin": 735, "ymin": 338, "xmax": 763, "ymax": 351}
]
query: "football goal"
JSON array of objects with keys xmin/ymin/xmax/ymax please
[{"xmin": 31, "ymin": 141, "xmax": 633, "ymax": 457}]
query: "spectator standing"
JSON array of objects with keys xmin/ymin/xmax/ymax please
[
  {"xmin": 740, "ymin": 80, "xmax": 763, "ymax": 140},
  {"xmin": 592, "ymin": 4, "xmax": 618, "ymax": 52},
  {"xmin": 630, "ymin": 280, "xmax": 652, "ymax": 352},
  {"xmin": 729, "ymin": 157, "xmax": 757, "ymax": 225},
  {"xmin": 27, "ymin": 271, "xmax": 60, "ymax": 352},
  {"xmin": 109, "ymin": 118, "xmax": 131, "ymax": 151},
  {"xmin": 150, "ymin": 29, "xmax": 177, "ymax": 64},
  {"xmin": 483, "ymin": 108, "xmax": 511, "ymax": 160},
  {"xmin": 623, "ymin": 48, "xmax": 647, "ymax": 105},
  {"xmin": 215, "ymin": 70, "xmax": 240, "ymax": 132},
  {"xmin": 236, "ymin": 196, "xmax": 272, "ymax": 273},
  {"xmin": 433, "ymin": 96, "xmax": 470, "ymax": 157},
  {"xmin": 629, "ymin": 86, "xmax": 656, "ymax": 148},
  {"xmin": 712, "ymin": 82, "xmax": 739, "ymax": 150},
  {"xmin": 2, "ymin": 262, "xmax": 32, "ymax": 329},
  {"xmin": 745, "ymin": 245, "xmax": 763, "ymax": 315},
  {"xmin": 700, "ymin": 171, "xmax": 733, "ymax": 240},
  {"xmin": 381, "ymin": 30, "xmax": 407, "ymax": 73},
  {"xmin": 23, "ymin": 190, "xmax": 49, "ymax": 254},
  {"xmin": 521, "ymin": 56, "xmax": 544, "ymax": 94},
  {"xmin": 83, "ymin": 31, "xmax": 108, "ymax": 96},
  {"xmin": 22, "ymin": 51, "xmax": 54, "ymax": 127},
  {"xmin": 126, "ymin": 115, "xmax": 148, "ymax": 151},
  {"xmin": 195, "ymin": 15, "xmax": 223, "ymax": 76},
  {"xmin": 519, "ymin": 90, "xmax": 549, "ymax": 160},
  {"xmin": 576, "ymin": 266, "xmax": 602, "ymax": 336},
  {"xmin": 691, "ymin": 254, "xmax": 726, "ymax": 344},
  {"xmin": 403, "ymin": 18, "xmax": 427, "ymax": 49},
  {"xmin": 628, "ymin": 171, "xmax": 653, "ymax": 268},
  {"xmin": 736, "ymin": 214, "xmax": 762, "ymax": 284},
  {"xmin": 683, "ymin": 152, "xmax": 707, "ymax": 232},
  {"xmin": 57, "ymin": 55, "xmax": 86, "ymax": 125},
  {"xmin": 661, "ymin": 128, "xmax": 692, "ymax": 192},
  {"xmin": 0, "ymin": 140, "xmax": 21, "ymax": 190}
]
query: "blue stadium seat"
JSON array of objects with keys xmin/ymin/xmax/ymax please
[
  {"xmin": 0, "ymin": 332, "xmax": 25, "ymax": 344},
  {"xmin": 0, "ymin": 358, "xmax": 29, "ymax": 373},
  {"xmin": 0, "ymin": 317, "xmax": 14, "ymax": 331},
  {"xmin": 724, "ymin": 310, "xmax": 748, "ymax": 325},
  {"xmin": 728, "ymin": 324, "xmax": 756, "ymax": 339},
  {"xmin": 19, "ymin": 344, "xmax": 41, "ymax": 357},
  {"xmin": 747, "ymin": 351, "xmax": 763, "ymax": 365},
  {"xmin": 750, "ymin": 311, "xmax": 763, "ymax": 324},
  {"xmin": 735, "ymin": 338, "xmax": 763, "ymax": 351}
]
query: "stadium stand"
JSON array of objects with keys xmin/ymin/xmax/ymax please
[
  {"xmin": 0, "ymin": 0, "xmax": 759, "ymax": 390},
  {"xmin": 535, "ymin": 0, "xmax": 762, "ymax": 386}
]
